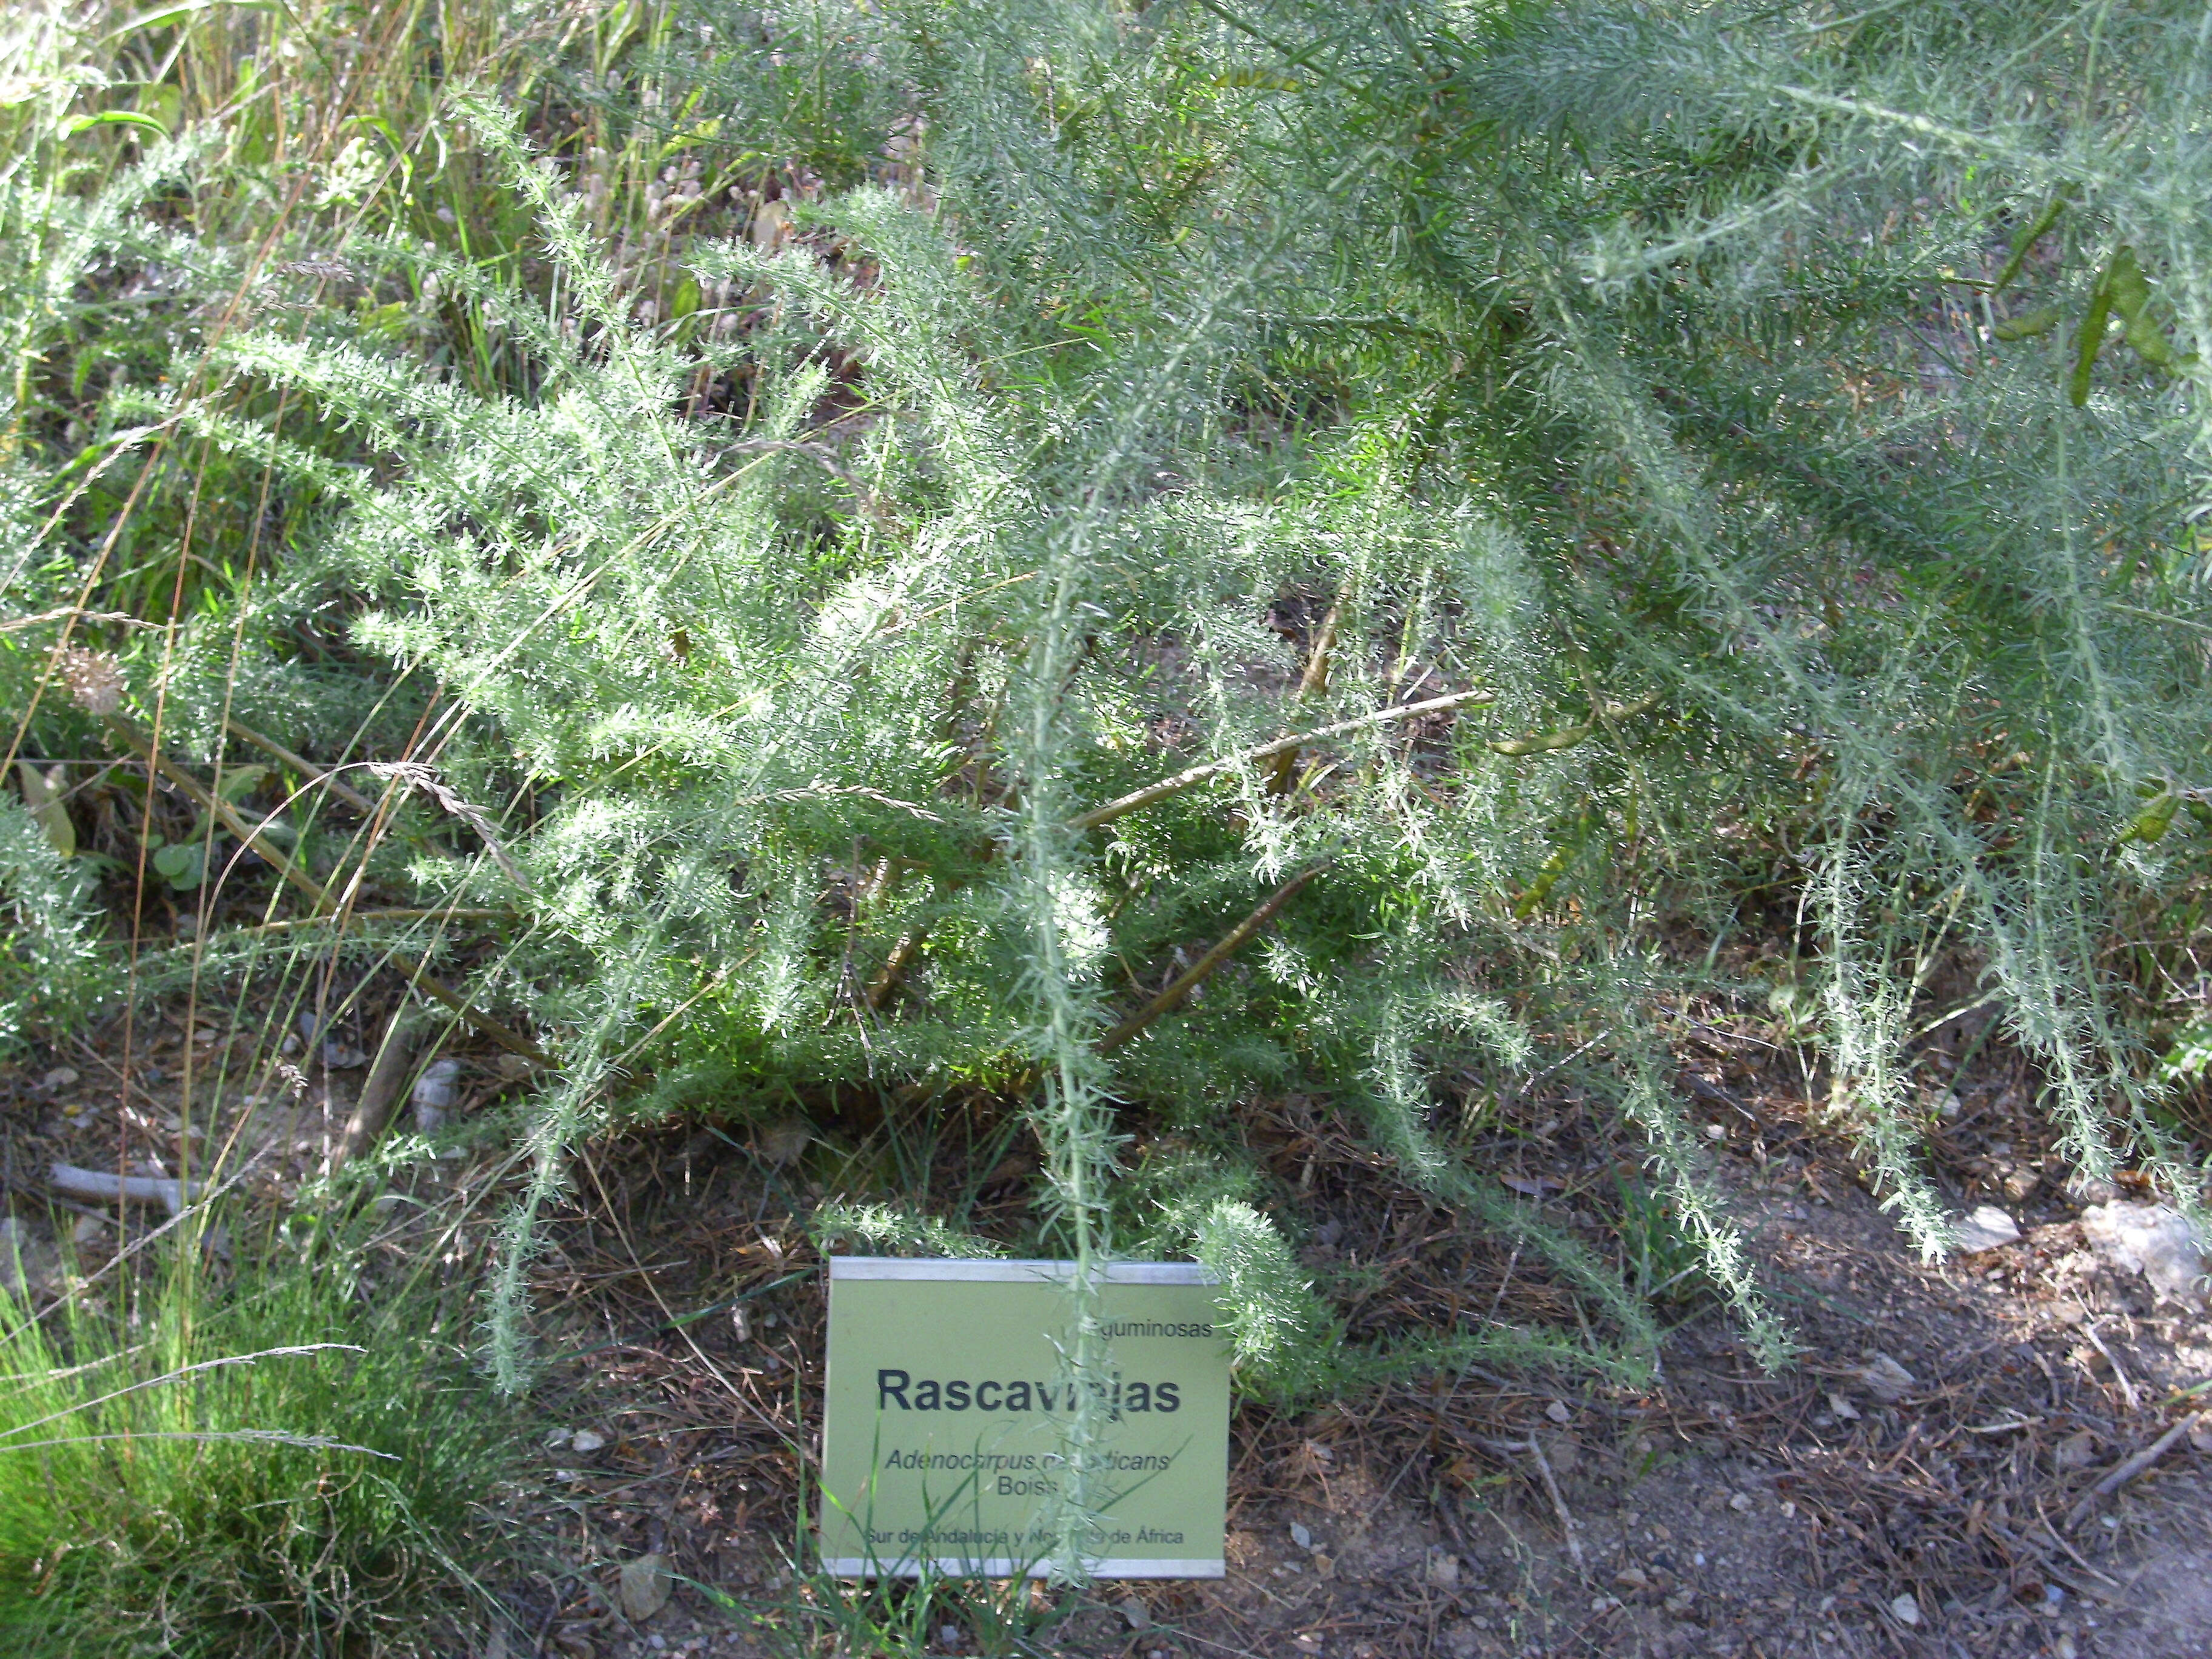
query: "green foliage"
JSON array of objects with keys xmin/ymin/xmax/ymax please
[
  {"xmin": 0, "ymin": 1216, "xmax": 520, "ymax": 1657},
  {"xmin": 5, "ymin": 6, "xmax": 2212, "ymax": 1577},
  {"xmin": 812, "ymin": 1199, "xmax": 1006, "ymax": 1259},
  {"xmin": 0, "ymin": 796, "xmax": 106, "ymax": 1056},
  {"xmin": 740, "ymin": 1553, "xmax": 1072, "ymax": 1659},
  {"xmin": 1184, "ymin": 1197, "xmax": 1342, "ymax": 1401}
]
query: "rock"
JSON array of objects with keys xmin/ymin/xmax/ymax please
[
  {"xmin": 1116, "ymin": 1596, "xmax": 1150, "ymax": 1630},
  {"xmin": 2054, "ymin": 1429, "xmax": 2098, "ymax": 1468},
  {"xmin": 1728, "ymin": 1491, "xmax": 1753, "ymax": 1512},
  {"xmin": 1536, "ymin": 1430, "xmax": 1580, "ymax": 1473},
  {"xmin": 1441, "ymin": 1623, "xmax": 1481, "ymax": 1659},
  {"xmin": 38, "ymin": 1067, "xmax": 78, "ymax": 1091},
  {"xmin": 1827, "ymin": 1392, "xmax": 1861, "ymax": 1421},
  {"xmin": 1852, "ymin": 1353, "xmax": 1918, "ymax": 1403},
  {"xmin": 617, "ymin": 1553, "xmax": 671, "ymax": 1622},
  {"xmin": 1546, "ymin": 1399, "xmax": 1572, "ymax": 1424},
  {"xmin": 0, "ymin": 1218, "xmax": 58, "ymax": 1301},
  {"xmin": 1889, "ymin": 1593, "xmax": 1920, "ymax": 1627},
  {"xmin": 2078, "ymin": 1201, "xmax": 2208, "ymax": 1307},
  {"xmin": 756, "ymin": 1120, "xmax": 812, "ymax": 1165},
  {"xmin": 1614, "ymin": 1565, "xmax": 1653, "ymax": 1592},
  {"xmin": 570, "ymin": 1429, "xmax": 606, "ymax": 1453},
  {"xmin": 1424, "ymin": 1547, "xmax": 1461, "ymax": 1589},
  {"xmin": 938, "ymin": 1623, "xmax": 963, "ymax": 1649},
  {"xmin": 1952, "ymin": 1205, "xmax": 2020, "ymax": 1253},
  {"xmin": 1290, "ymin": 1521, "xmax": 1312, "ymax": 1550},
  {"xmin": 2000, "ymin": 1167, "xmax": 2040, "ymax": 1203},
  {"xmin": 70, "ymin": 1214, "xmax": 107, "ymax": 1247},
  {"xmin": 412, "ymin": 1057, "xmax": 462, "ymax": 1133}
]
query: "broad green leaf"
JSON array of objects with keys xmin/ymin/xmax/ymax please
[
  {"xmin": 64, "ymin": 109, "xmax": 169, "ymax": 138},
  {"xmin": 15, "ymin": 763, "xmax": 74, "ymax": 858},
  {"xmin": 1989, "ymin": 191, "xmax": 2069, "ymax": 297},
  {"xmin": 1991, "ymin": 306, "xmax": 2059, "ymax": 341},
  {"xmin": 151, "ymin": 840, "xmax": 209, "ymax": 890},
  {"xmin": 2103, "ymin": 246, "xmax": 2180, "ymax": 369},
  {"xmin": 2122, "ymin": 792, "xmax": 2178, "ymax": 844},
  {"xmin": 2156, "ymin": 1025, "xmax": 2212, "ymax": 1085},
  {"xmin": 213, "ymin": 763, "xmax": 270, "ymax": 803},
  {"xmin": 2068, "ymin": 256, "xmax": 2116, "ymax": 406},
  {"xmin": 102, "ymin": 0, "xmax": 276, "ymax": 41}
]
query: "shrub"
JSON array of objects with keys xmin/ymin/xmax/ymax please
[{"xmin": 6, "ymin": 0, "xmax": 2210, "ymax": 1514}]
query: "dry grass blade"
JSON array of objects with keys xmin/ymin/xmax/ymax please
[{"xmin": 1067, "ymin": 689, "xmax": 1495, "ymax": 832}]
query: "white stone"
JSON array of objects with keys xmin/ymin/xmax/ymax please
[
  {"xmin": 1951, "ymin": 1205, "xmax": 2020, "ymax": 1253},
  {"xmin": 2079, "ymin": 1202, "xmax": 2208, "ymax": 1307}
]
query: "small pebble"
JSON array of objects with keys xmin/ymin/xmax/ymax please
[
  {"xmin": 1546, "ymin": 1400, "xmax": 1572, "ymax": 1424},
  {"xmin": 1889, "ymin": 1593, "xmax": 1921, "ymax": 1627},
  {"xmin": 571, "ymin": 1429, "xmax": 606, "ymax": 1453}
]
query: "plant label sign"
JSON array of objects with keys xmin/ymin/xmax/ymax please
[{"xmin": 819, "ymin": 1257, "xmax": 1230, "ymax": 1578}]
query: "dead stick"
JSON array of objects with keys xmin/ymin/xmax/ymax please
[
  {"xmin": 49, "ymin": 1162, "xmax": 202, "ymax": 1215},
  {"xmin": 224, "ymin": 717, "xmax": 380, "ymax": 814},
  {"xmin": 1099, "ymin": 866, "xmax": 1324, "ymax": 1051},
  {"xmin": 330, "ymin": 1012, "xmax": 423, "ymax": 1171},
  {"xmin": 109, "ymin": 719, "xmax": 550, "ymax": 1065},
  {"xmin": 1482, "ymin": 1435, "xmax": 1584, "ymax": 1572},
  {"xmin": 2065, "ymin": 1412, "xmax": 2207, "ymax": 1529},
  {"xmin": 1523, "ymin": 1435, "xmax": 1586, "ymax": 1572},
  {"xmin": 865, "ymin": 926, "xmax": 925, "ymax": 1011},
  {"xmin": 1068, "ymin": 689, "xmax": 1494, "ymax": 833},
  {"xmin": 1264, "ymin": 600, "xmax": 1340, "ymax": 796}
]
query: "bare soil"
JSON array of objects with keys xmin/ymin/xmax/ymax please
[{"xmin": 4, "ymin": 993, "xmax": 2208, "ymax": 1659}]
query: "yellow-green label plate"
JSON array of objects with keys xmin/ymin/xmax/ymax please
[{"xmin": 819, "ymin": 1258, "xmax": 1230, "ymax": 1578}]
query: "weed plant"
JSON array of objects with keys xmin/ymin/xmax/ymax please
[
  {"xmin": 0, "ymin": 1211, "xmax": 520, "ymax": 1657},
  {"xmin": 3, "ymin": 0, "xmax": 2211, "ymax": 1583}
]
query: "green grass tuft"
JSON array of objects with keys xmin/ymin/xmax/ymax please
[{"xmin": 0, "ymin": 1213, "xmax": 521, "ymax": 1658}]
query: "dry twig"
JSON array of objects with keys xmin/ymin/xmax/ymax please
[
  {"xmin": 2065, "ymin": 1412, "xmax": 2207, "ymax": 1530},
  {"xmin": 1099, "ymin": 865, "xmax": 1326, "ymax": 1051}
]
